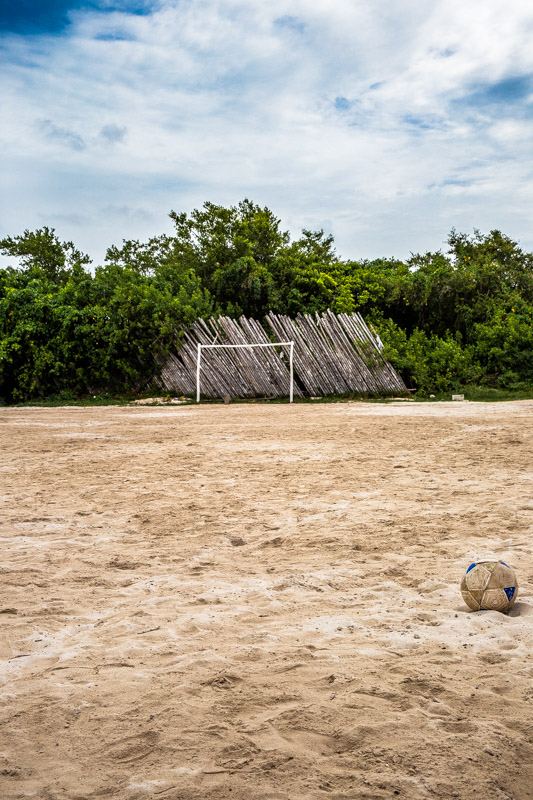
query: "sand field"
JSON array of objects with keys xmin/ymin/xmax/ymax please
[{"xmin": 1, "ymin": 400, "xmax": 533, "ymax": 800}]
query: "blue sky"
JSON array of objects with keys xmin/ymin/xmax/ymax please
[{"xmin": 2, "ymin": 0, "xmax": 533, "ymax": 266}]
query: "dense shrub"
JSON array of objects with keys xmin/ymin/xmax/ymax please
[{"xmin": 0, "ymin": 245, "xmax": 211, "ymax": 401}]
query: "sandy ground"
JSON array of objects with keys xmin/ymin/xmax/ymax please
[{"xmin": 1, "ymin": 400, "xmax": 533, "ymax": 800}]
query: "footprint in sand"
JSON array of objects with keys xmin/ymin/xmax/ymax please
[
  {"xmin": 104, "ymin": 730, "xmax": 160, "ymax": 764},
  {"xmin": 437, "ymin": 720, "xmax": 478, "ymax": 733},
  {"xmin": 256, "ymin": 722, "xmax": 338, "ymax": 757},
  {"xmin": 202, "ymin": 672, "xmax": 243, "ymax": 689},
  {"xmin": 400, "ymin": 677, "xmax": 445, "ymax": 698},
  {"xmin": 479, "ymin": 652, "xmax": 511, "ymax": 664}
]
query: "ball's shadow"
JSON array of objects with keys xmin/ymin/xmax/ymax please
[
  {"xmin": 508, "ymin": 601, "xmax": 530, "ymax": 617},
  {"xmin": 455, "ymin": 601, "xmax": 529, "ymax": 617}
]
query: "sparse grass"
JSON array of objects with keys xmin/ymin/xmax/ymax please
[
  {"xmin": 4, "ymin": 385, "xmax": 533, "ymax": 407},
  {"xmin": 2, "ymin": 389, "xmax": 179, "ymax": 407},
  {"xmin": 4, "ymin": 395, "xmax": 133, "ymax": 408},
  {"xmin": 412, "ymin": 384, "xmax": 533, "ymax": 402},
  {"xmin": 198, "ymin": 385, "xmax": 533, "ymax": 404}
]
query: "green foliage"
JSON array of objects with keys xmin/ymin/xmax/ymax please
[
  {"xmin": 472, "ymin": 302, "xmax": 533, "ymax": 388},
  {"xmin": 105, "ymin": 234, "xmax": 179, "ymax": 277},
  {"xmin": 384, "ymin": 325, "xmax": 480, "ymax": 394},
  {"xmin": 372, "ymin": 228, "xmax": 533, "ymax": 392},
  {"xmin": 2, "ymin": 209, "xmax": 533, "ymax": 401},
  {"xmin": 0, "ymin": 227, "xmax": 91, "ymax": 285},
  {"xmin": 211, "ymin": 257, "xmax": 277, "ymax": 318},
  {"xmin": 0, "ymin": 259, "xmax": 211, "ymax": 402},
  {"xmin": 269, "ymin": 230, "xmax": 341, "ymax": 315},
  {"xmin": 168, "ymin": 199, "xmax": 290, "ymax": 289}
]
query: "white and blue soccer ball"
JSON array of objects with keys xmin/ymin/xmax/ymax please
[{"xmin": 461, "ymin": 560, "xmax": 518, "ymax": 612}]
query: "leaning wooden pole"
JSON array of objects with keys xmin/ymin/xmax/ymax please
[{"xmin": 160, "ymin": 311, "xmax": 406, "ymax": 399}]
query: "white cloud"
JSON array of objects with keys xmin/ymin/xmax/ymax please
[{"xmin": 1, "ymin": 0, "xmax": 533, "ymax": 265}]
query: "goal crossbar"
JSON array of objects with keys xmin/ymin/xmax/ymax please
[{"xmin": 196, "ymin": 341, "xmax": 294, "ymax": 403}]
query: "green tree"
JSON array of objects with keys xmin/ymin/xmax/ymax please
[
  {"xmin": 105, "ymin": 235, "xmax": 179, "ymax": 277},
  {"xmin": 0, "ymin": 227, "xmax": 91, "ymax": 285},
  {"xmin": 168, "ymin": 199, "xmax": 290, "ymax": 289},
  {"xmin": 211, "ymin": 257, "xmax": 277, "ymax": 318}
]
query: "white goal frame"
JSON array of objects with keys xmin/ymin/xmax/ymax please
[{"xmin": 196, "ymin": 341, "xmax": 294, "ymax": 403}]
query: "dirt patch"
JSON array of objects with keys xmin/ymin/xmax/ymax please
[{"xmin": 1, "ymin": 401, "xmax": 532, "ymax": 799}]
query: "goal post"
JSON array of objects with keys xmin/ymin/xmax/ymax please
[{"xmin": 196, "ymin": 341, "xmax": 294, "ymax": 403}]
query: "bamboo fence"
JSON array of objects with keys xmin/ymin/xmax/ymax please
[{"xmin": 159, "ymin": 311, "xmax": 406, "ymax": 398}]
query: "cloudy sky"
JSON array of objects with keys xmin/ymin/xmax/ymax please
[{"xmin": 2, "ymin": 0, "xmax": 533, "ymax": 266}]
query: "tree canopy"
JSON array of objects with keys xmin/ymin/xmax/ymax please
[{"xmin": 1, "ymin": 201, "xmax": 533, "ymax": 401}]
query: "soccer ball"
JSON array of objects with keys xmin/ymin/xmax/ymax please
[{"xmin": 461, "ymin": 561, "xmax": 518, "ymax": 612}]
